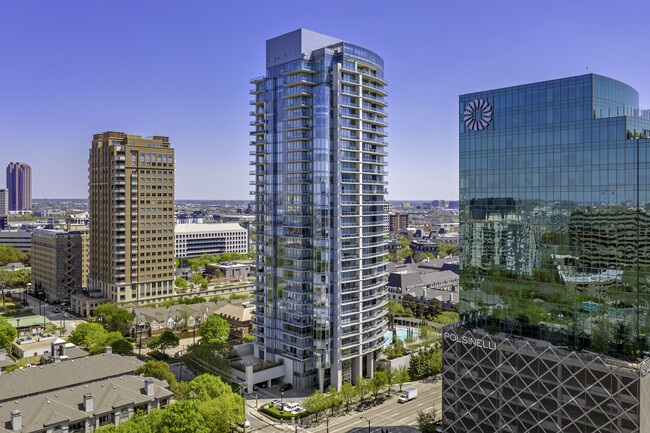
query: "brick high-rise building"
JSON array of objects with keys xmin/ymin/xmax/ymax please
[
  {"xmin": 87, "ymin": 132, "xmax": 175, "ymax": 306},
  {"xmin": 6, "ymin": 162, "xmax": 32, "ymax": 211},
  {"xmin": 388, "ymin": 212, "xmax": 408, "ymax": 233}
]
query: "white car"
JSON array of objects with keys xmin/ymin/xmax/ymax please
[{"xmin": 291, "ymin": 406, "xmax": 305, "ymax": 414}]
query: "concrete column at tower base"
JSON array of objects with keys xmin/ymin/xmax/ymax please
[
  {"xmin": 366, "ymin": 353, "xmax": 374, "ymax": 379},
  {"xmin": 351, "ymin": 356, "xmax": 362, "ymax": 385}
]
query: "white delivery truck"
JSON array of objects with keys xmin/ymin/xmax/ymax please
[{"xmin": 399, "ymin": 387, "xmax": 418, "ymax": 402}]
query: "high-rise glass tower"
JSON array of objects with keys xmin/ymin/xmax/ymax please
[
  {"xmin": 250, "ymin": 29, "xmax": 389, "ymax": 390},
  {"xmin": 443, "ymin": 74, "xmax": 650, "ymax": 432}
]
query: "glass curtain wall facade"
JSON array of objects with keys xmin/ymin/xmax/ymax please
[
  {"xmin": 250, "ymin": 29, "xmax": 389, "ymax": 390},
  {"xmin": 443, "ymin": 74, "xmax": 650, "ymax": 432}
]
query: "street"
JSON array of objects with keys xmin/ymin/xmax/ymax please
[
  {"xmin": 242, "ymin": 380, "xmax": 442, "ymax": 433},
  {"xmin": 9, "ymin": 287, "xmax": 84, "ymax": 336}
]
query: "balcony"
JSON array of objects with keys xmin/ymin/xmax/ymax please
[{"xmin": 250, "ymin": 76, "xmax": 266, "ymax": 84}]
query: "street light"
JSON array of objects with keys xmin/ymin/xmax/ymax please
[
  {"xmin": 280, "ymin": 390, "xmax": 285, "ymax": 425},
  {"xmin": 360, "ymin": 416, "xmax": 371, "ymax": 433}
]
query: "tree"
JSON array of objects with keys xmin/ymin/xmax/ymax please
[
  {"xmin": 0, "ymin": 317, "xmax": 17, "ymax": 350},
  {"xmin": 325, "ymin": 385, "xmax": 341, "ymax": 415},
  {"xmin": 109, "ymin": 336, "xmax": 134, "ymax": 355},
  {"xmin": 69, "ymin": 322, "xmax": 108, "ymax": 348},
  {"xmin": 417, "ymin": 408, "xmax": 439, "ymax": 433},
  {"xmin": 135, "ymin": 360, "xmax": 177, "ymax": 385},
  {"xmin": 355, "ymin": 376, "xmax": 371, "ymax": 403},
  {"xmin": 148, "ymin": 330, "xmax": 180, "ymax": 354},
  {"xmin": 162, "ymin": 400, "xmax": 210, "ymax": 433},
  {"xmin": 198, "ymin": 392, "xmax": 244, "ymax": 433},
  {"xmin": 371, "ymin": 370, "xmax": 387, "ymax": 398},
  {"xmin": 409, "ymin": 346, "xmax": 442, "ymax": 380},
  {"xmin": 175, "ymin": 277, "xmax": 189, "ymax": 290},
  {"xmin": 189, "ymin": 273, "xmax": 209, "ymax": 288},
  {"xmin": 400, "ymin": 247, "xmax": 413, "ymax": 260},
  {"xmin": 394, "ymin": 365, "xmax": 410, "ymax": 392},
  {"xmin": 0, "ymin": 245, "xmax": 28, "ymax": 266},
  {"xmin": 94, "ymin": 303, "xmax": 135, "ymax": 335},
  {"xmin": 385, "ymin": 367, "xmax": 396, "ymax": 397},
  {"xmin": 302, "ymin": 390, "xmax": 328, "ymax": 421},
  {"xmin": 387, "ymin": 300, "xmax": 406, "ymax": 327},
  {"xmin": 200, "ymin": 316, "xmax": 230, "ymax": 344},
  {"xmin": 339, "ymin": 381, "xmax": 356, "ymax": 412},
  {"xmin": 189, "ymin": 374, "xmax": 230, "ymax": 402}
]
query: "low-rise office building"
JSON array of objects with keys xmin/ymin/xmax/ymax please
[
  {"xmin": 0, "ymin": 230, "xmax": 31, "ymax": 252},
  {"xmin": 175, "ymin": 223, "xmax": 248, "ymax": 258}
]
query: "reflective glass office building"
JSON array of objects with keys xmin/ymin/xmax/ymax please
[
  {"xmin": 442, "ymin": 75, "xmax": 650, "ymax": 432},
  {"xmin": 249, "ymin": 29, "xmax": 388, "ymax": 389}
]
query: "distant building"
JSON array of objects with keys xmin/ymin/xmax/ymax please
[
  {"xmin": 387, "ymin": 257, "xmax": 459, "ymax": 308},
  {"xmin": 409, "ymin": 238, "xmax": 440, "ymax": 259},
  {"xmin": 0, "ymin": 188, "xmax": 8, "ymax": 216},
  {"xmin": 0, "ymin": 230, "xmax": 31, "ymax": 252},
  {"xmin": 205, "ymin": 261, "xmax": 252, "ymax": 279},
  {"xmin": 389, "ymin": 213, "xmax": 409, "ymax": 233},
  {"xmin": 31, "ymin": 229, "xmax": 87, "ymax": 303},
  {"xmin": 6, "ymin": 162, "xmax": 32, "ymax": 211},
  {"xmin": 432, "ymin": 200, "xmax": 448, "ymax": 209},
  {"xmin": 175, "ymin": 223, "xmax": 248, "ymax": 258},
  {"xmin": 447, "ymin": 200, "xmax": 459, "ymax": 209},
  {"xmin": 386, "ymin": 239, "xmax": 402, "ymax": 254}
]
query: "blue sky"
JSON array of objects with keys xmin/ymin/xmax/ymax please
[{"xmin": 2, "ymin": 0, "xmax": 650, "ymax": 200}]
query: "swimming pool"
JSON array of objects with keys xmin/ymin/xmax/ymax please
[{"xmin": 383, "ymin": 327, "xmax": 420, "ymax": 346}]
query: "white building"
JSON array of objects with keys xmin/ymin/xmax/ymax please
[
  {"xmin": 0, "ymin": 230, "xmax": 31, "ymax": 252},
  {"xmin": 175, "ymin": 223, "xmax": 248, "ymax": 258}
]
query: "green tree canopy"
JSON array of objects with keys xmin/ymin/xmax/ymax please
[
  {"xmin": 189, "ymin": 374, "xmax": 231, "ymax": 402},
  {"xmin": 0, "ymin": 317, "xmax": 17, "ymax": 351},
  {"xmin": 94, "ymin": 303, "xmax": 135, "ymax": 334},
  {"xmin": 69, "ymin": 322, "xmax": 108, "ymax": 348},
  {"xmin": 175, "ymin": 277, "xmax": 189, "ymax": 289},
  {"xmin": 355, "ymin": 376, "xmax": 371, "ymax": 402},
  {"xmin": 135, "ymin": 360, "xmax": 177, "ymax": 385},
  {"xmin": 417, "ymin": 408, "xmax": 439, "ymax": 433},
  {"xmin": 394, "ymin": 365, "xmax": 410, "ymax": 392},
  {"xmin": 161, "ymin": 400, "xmax": 210, "ymax": 433},
  {"xmin": 339, "ymin": 381, "xmax": 356, "ymax": 412},
  {"xmin": 148, "ymin": 330, "xmax": 180, "ymax": 354},
  {"xmin": 198, "ymin": 392, "xmax": 244, "ymax": 433},
  {"xmin": 189, "ymin": 273, "xmax": 209, "ymax": 289},
  {"xmin": 70, "ymin": 322, "xmax": 132, "ymax": 354},
  {"xmin": 0, "ymin": 245, "xmax": 28, "ymax": 266},
  {"xmin": 371, "ymin": 370, "xmax": 387, "ymax": 398},
  {"xmin": 200, "ymin": 316, "xmax": 230, "ymax": 344}
]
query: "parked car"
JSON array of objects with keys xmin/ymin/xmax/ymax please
[
  {"xmin": 53, "ymin": 309, "xmax": 61, "ymax": 313},
  {"xmin": 373, "ymin": 396, "xmax": 386, "ymax": 405},
  {"xmin": 356, "ymin": 401, "xmax": 372, "ymax": 412},
  {"xmin": 280, "ymin": 383, "xmax": 293, "ymax": 392}
]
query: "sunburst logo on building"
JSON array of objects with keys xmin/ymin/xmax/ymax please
[{"xmin": 464, "ymin": 99, "xmax": 493, "ymax": 131}]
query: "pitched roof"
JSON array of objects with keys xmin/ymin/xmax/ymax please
[
  {"xmin": 0, "ymin": 354, "xmax": 144, "ymax": 403},
  {"xmin": 0, "ymin": 376, "xmax": 171, "ymax": 433}
]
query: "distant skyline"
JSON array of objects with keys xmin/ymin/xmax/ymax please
[{"xmin": 2, "ymin": 0, "xmax": 650, "ymax": 200}]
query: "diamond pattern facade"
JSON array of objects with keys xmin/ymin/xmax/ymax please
[{"xmin": 442, "ymin": 328, "xmax": 650, "ymax": 433}]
